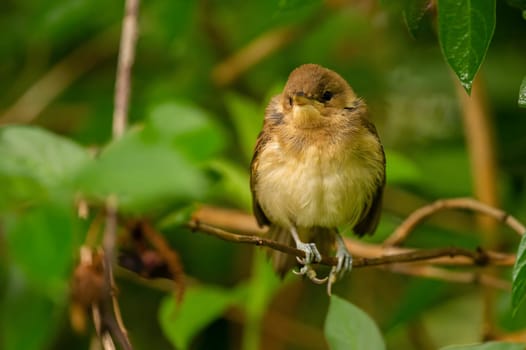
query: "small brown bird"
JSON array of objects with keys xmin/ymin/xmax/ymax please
[{"xmin": 250, "ymin": 64, "xmax": 385, "ymax": 294}]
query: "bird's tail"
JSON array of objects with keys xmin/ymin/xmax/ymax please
[
  {"xmin": 266, "ymin": 225, "xmax": 295, "ymax": 277},
  {"xmin": 266, "ymin": 225, "xmax": 336, "ymax": 277}
]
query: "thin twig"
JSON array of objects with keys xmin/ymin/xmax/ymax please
[
  {"xmin": 98, "ymin": 0, "xmax": 140, "ymax": 348},
  {"xmin": 346, "ymin": 239, "xmax": 515, "ymax": 267},
  {"xmin": 112, "ymin": 0, "xmax": 140, "ymax": 138},
  {"xmin": 183, "ymin": 199, "xmax": 526, "ymax": 291},
  {"xmin": 187, "ymin": 220, "xmax": 511, "ymax": 269},
  {"xmin": 189, "ymin": 205, "xmax": 517, "ymax": 267},
  {"xmin": 384, "ymin": 197, "xmax": 526, "ymax": 247},
  {"xmin": 102, "ymin": 200, "xmax": 132, "ymax": 350}
]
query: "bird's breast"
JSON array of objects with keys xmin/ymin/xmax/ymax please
[{"xmin": 255, "ymin": 131, "xmax": 382, "ymax": 229}]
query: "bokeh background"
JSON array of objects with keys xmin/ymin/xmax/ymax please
[{"xmin": 1, "ymin": 0, "xmax": 526, "ymax": 349}]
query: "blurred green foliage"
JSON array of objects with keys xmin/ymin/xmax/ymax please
[{"xmin": 1, "ymin": 0, "xmax": 526, "ymax": 349}]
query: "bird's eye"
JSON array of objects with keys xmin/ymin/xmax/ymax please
[
  {"xmin": 288, "ymin": 97, "xmax": 293, "ymax": 106},
  {"xmin": 322, "ymin": 91, "xmax": 333, "ymax": 101}
]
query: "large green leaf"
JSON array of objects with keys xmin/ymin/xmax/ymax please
[
  {"xmin": 0, "ymin": 126, "xmax": 90, "ymax": 208},
  {"xmin": 519, "ymin": 76, "xmax": 526, "ymax": 108},
  {"xmin": 159, "ymin": 285, "xmax": 243, "ymax": 350},
  {"xmin": 1, "ymin": 278, "xmax": 63, "ymax": 350},
  {"xmin": 324, "ymin": 295, "xmax": 385, "ymax": 350},
  {"xmin": 76, "ymin": 102, "xmax": 225, "ymax": 213},
  {"xmin": 3, "ymin": 202, "xmax": 80, "ymax": 295},
  {"xmin": 437, "ymin": 0, "xmax": 496, "ymax": 93},
  {"xmin": 207, "ymin": 158, "xmax": 252, "ymax": 211},
  {"xmin": 224, "ymin": 93, "xmax": 262, "ymax": 163},
  {"xmin": 440, "ymin": 341, "xmax": 526, "ymax": 350},
  {"xmin": 512, "ymin": 234, "xmax": 526, "ymax": 314},
  {"xmin": 146, "ymin": 102, "xmax": 226, "ymax": 162}
]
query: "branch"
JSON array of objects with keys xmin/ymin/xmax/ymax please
[
  {"xmin": 345, "ymin": 238, "xmax": 515, "ymax": 267},
  {"xmin": 96, "ymin": 0, "xmax": 140, "ymax": 348},
  {"xmin": 100, "ymin": 198, "xmax": 132, "ymax": 350},
  {"xmin": 384, "ymin": 197, "xmax": 525, "ymax": 247},
  {"xmin": 184, "ymin": 197, "xmax": 525, "ymax": 290},
  {"xmin": 186, "ymin": 220, "xmax": 511, "ymax": 269},
  {"xmin": 112, "ymin": 0, "xmax": 139, "ymax": 138}
]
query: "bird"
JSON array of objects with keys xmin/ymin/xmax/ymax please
[{"xmin": 250, "ymin": 64, "xmax": 386, "ymax": 294}]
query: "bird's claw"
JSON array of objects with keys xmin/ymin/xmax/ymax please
[
  {"xmin": 292, "ymin": 242, "xmax": 327, "ymax": 283},
  {"xmin": 293, "ymin": 265, "xmax": 328, "ymax": 284},
  {"xmin": 327, "ymin": 247, "xmax": 353, "ymax": 295},
  {"xmin": 295, "ymin": 242, "xmax": 322, "ymax": 265},
  {"xmin": 291, "ymin": 236, "xmax": 353, "ymax": 295}
]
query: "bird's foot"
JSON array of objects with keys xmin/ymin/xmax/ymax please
[
  {"xmin": 292, "ymin": 242, "xmax": 327, "ymax": 284},
  {"xmin": 327, "ymin": 245, "xmax": 353, "ymax": 295},
  {"xmin": 295, "ymin": 241, "xmax": 322, "ymax": 266}
]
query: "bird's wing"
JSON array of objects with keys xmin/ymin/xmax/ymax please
[
  {"xmin": 353, "ymin": 118, "xmax": 386, "ymax": 236},
  {"xmin": 250, "ymin": 128, "xmax": 272, "ymax": 227}
]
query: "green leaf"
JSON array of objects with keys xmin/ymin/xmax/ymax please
[
  {"xmin": 403, "ymin": 0, "xmax": 431, "ymax": 37},
  {"xmin": 207, "ymin": 158, "xmax": 252, "ymax": 211},
  {"xmin": 437, "ymin": 0, "xmax": 496, "ymax": 93},
  {"xmin": 146, "ymin": 102, "xmax": 226, "ymax": 162},
  {"xmin": 224, "ymin": 93, "xmax": 262, "ymax": 163},
  {"xmin": 518, "ymin": 76, "xmax": 526, "ymax": 108},
  {"xmin": 77, "ymin": 132, "xmax": 209, "ymax": 212},
  {"xmin": 3, "ymin": 202, "xmax": 79, "ymax": 296},
  {"xmin": 0, "ymin": 126, "xmax": 90, "ymax": 208},
  {"xmin": 159, "ymin": 286, "xmax": 239, "ymax": 350},
  {"xmin": 1, "ymin": 277, "xmax": 63, "ymax": 350},
  {"xmin": 440, "ymin": 341, "xmax": 526, "ymax": 350},
  {"xmin": 512, "ymin": 234, "xmax": 526, "ymax": 314},
  {"xmin": 76, "ymin": 102, "xmax": 224, "ymax": 213},
  {"xmin": 324, "ymin": 295, "xmax": 385, "ymax": 350}
]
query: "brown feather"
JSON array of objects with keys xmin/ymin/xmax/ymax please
[{"xmin": 353, "ymin": 118, "xmax": 386, "ymax": 236}]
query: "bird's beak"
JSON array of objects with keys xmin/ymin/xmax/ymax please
[
  {"xmin": 290, "ymin": 92, "xmax": 324, "ymax": 129},
  {"xmin": 292, "ymin": 93, "xmax": 312, "ymax": 106}
]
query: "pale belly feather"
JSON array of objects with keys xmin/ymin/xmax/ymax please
[{"xmin": 256, "ymin": 140, "xmax": 377, "ymax": 229}]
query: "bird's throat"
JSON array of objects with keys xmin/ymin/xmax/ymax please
[{"xmin": 292, "ymin": 104, "xmax": 324, "ymax": 129}]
